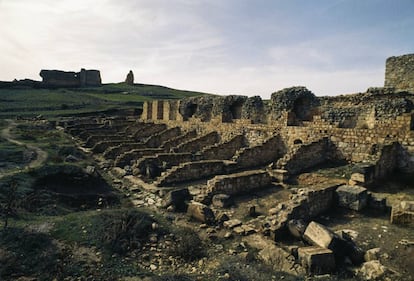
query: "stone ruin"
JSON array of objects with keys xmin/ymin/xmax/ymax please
[
  {"xmin": 125, "ymin": 70, "xmax": 134, "ymax": 85},
  {"xmin": 39, "ymin": 68, "xmax": 102, "ymax": 88},
  {"xmin": 61, "ymin": 54, "xmax": 414, "ymax": 278}
]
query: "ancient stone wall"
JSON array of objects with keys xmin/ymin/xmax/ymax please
[
  {"xmin": 204, "ymin": 170, "xmax": 272, "ymax": 199},
  {"xmin": 155, "ymin": 160, "xmax": 236, "ymax": 186},
  {"xmin": 40, "ymin": 69, "xmax": 101, "ymax": 88},
  {"xmin": 233, "ymin": 135, "xmax": 286, "ymax": 169},
  {"xmin": 385, "ymin": 54, "xmax": 414, "ymax": 93},
  {"xmin": 201, "ymin": 134, "xmax": 246, "ymax": 160},
  {"xmin": 276, "ymin": 138, "xmax": 339, "ymax": 175}
]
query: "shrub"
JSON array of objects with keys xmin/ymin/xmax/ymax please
[
  {"xmin": 168, "ymin": 228, "xmax": 205, "ymax": 262},
  {"xmin": 101, "ymin": 209, "xmax": 154, "ymax": 255}
]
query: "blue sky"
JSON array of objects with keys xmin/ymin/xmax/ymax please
[{"xmin": 0, "ymin": 0, "xmax": 413, "ymax": 98}]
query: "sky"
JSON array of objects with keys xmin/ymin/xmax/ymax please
[{"xmin": 0, "ymin": 0, "xmax": 413, "ymax": 98}]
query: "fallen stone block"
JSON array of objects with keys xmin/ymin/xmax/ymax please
[
  {"xmin": 187, "ymin": 202, "xmax": 215, "ymax": 225},
  {"xmin": 244, "ymin": 234, "xmax": 305, "ymax": 276},
  {"xmin": 163, "ymin": 188, "xmax": 191, "ymax": 212},
  {"xmin": 391, "ymin": 201, "xmax": 414, "ymax": 225},
  {"xmin": 212, "ymin": 194, "xmax": 233, "ymax": 208},
  {"xmin": 298, "ymin": 246, "xmax": 336, "ymax": 275},
  {"xmin": 336, "ymin": 185, "xmax": 368, "ymax": 211},
  {"xmin": 223, "ymin": 219, "xmax": 242, "ymax": 229},
  {"xmin": 303, "ymin": 222, "xmax": 345, "ymax": 255}
]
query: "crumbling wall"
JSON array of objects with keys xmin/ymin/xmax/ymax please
[
  {"xmin": 173, "ymin": 131, "xmax": 219, "ymax": 153},
  {"xmin": 202, "ymin": 134, "xmax": 246, "ymax": 160},
  {"xmin": 233, "ymin": 134, "xmax": 286, "ymax": 169},
  {"xmin": 39, "ymin": 69, "xmax": 101, "ymax": 88},
  {"xmin": 276, "ymin": 138, "xmax": 341, "ymax": 175},
  {"xmin": 155, "ymin": 160, "xmax": 236, "ymax": 186},
  {"xmin": 269, "ymin": 87, "xmax": 319, "ymax": 124},
  {"xmin": 204, "ymin": 170, "xmax": 272, "ymax": 199},
  {"xmin": 385, "ymin": 54, "xmax": 414, "ymax": 93}
]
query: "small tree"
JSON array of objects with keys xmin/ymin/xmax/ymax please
[{"xmin": 1, "ymin": 181, "xmax": 19, "ymax": 229}]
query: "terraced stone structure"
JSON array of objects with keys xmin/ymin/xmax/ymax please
[{"xmin": 63, "ymin": 54, "xmax": 414, "ymax": 276}]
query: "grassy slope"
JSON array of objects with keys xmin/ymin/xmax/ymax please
[{"xmin": 0, "ymin": 83, "xmax": 210, "ymax": 118}]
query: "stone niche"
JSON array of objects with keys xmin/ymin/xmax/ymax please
[{"xmin": 385, "ymin": 53, "xmax": 414, "ymax": 93}]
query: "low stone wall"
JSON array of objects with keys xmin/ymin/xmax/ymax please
[
  {"xmin": 103, "ymin": 143, "xmax": 146, "ymax": 159},
  {"xmin": 204, "ymin": 170, "xmax": 272, "ymax": 199},
  {"xmin": 233, "ymin": 134, "xmax": 286, "ymax": 169},
  {"xmin": 161, "ymin": 130, "xmax": 198, "ymax": 150},
  {"xmin": 133, "ymin": 123, "xmax": 167, "ymax": 140},
  {"xmin": 202, "ymin": 134, "xmax": 246, "ymax": 160},
  {"xmin": 173, "ymin": 131, "xmax": 220, "ymax": 153},
  {"xmin": 135, "ymin": 153, "xmax": 193, "ymax": 175},
  {"xmin": 276, "ymin": 138, "xmax": 336, "ymax": 175},
  {"xmin": 85, "ymin": 135, "xmax": 127, "ymax": 148},
  {"xmin": 145, "ymin": 127, "xmax": 181, "ymax": 148},
  {"xmin": 155, "ymin": 160, "xmax": 236, "ymax": 186},
  {"xmin": 92, "ymin": 140, "xmax": 136, "ymax": 154},
  {"xmin": 114, "ymin": 148, "xmax": 164, "ymax": 167}
]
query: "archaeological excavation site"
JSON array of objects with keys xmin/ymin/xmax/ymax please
[{"xmin": 1, "ymin": 54, "xmax": 413, "ymax": 281}]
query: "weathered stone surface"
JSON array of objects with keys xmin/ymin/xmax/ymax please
[
  {"xmin": 298, "ymin": 246, "xmax": 336, "ymax": 274},
  {"xmin": 391, "ymin": 200, "xmax": 414, "ymax": 225},
  {"xmin": 187, "ymin": 201, "xmax": 215, "ymax": 224},
  {"xmin": 287, "ymin": 219, "xmax": 307, "ymax": 239},
  {"xmin": 125, "ymin": 70, "xmax": 134, "ymax": 85},
  {"xmin": 212, "ymin": 194, "xmax": 232, "ymax": 208},
  {"xmin": 364, "ymin": 248, "xmax": 381, "ymax": 262},
  {"xmin": 336, "ymin": 185, "xmax": 368, "ymax": 211},
  {"xmin": 358, "ymin": 260, "xmax": 388, "ymax": 280},
  {"xmin": 163, "ymin": 188, "xmax": 191, "ymax": 212},
  {"xmin": 269, "ymin": 86, "xmax": 319, "ymax": 122},
  {"xmin": 303, "ymin": 222, "xmax": 344, "ymax": 253},
  {"xmin": 244, "ymin": 234, "xmax": 305, "ymax": 276},
  {"xmin": 223, "ymin": 219, "xmax": 242, "ymax": 229},
  {"xmin": 385, "ymin": 53, "xmax": 414, "ymax": 93}
]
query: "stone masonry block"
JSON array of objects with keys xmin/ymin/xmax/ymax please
[
  {"xmin": 303, "ymin": 222, "xmax": 343, "ymax": 253},
  {"xmin": 298, "ymin": 246, "xmax": 336, "ymax": 274},
  {"xmin": 336, "ymin": 185, "xmax": 368, "ymax": 211}
]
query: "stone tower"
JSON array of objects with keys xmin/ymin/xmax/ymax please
[
  {"xmin": 384, "ymin": 54, "xmax": 414, "ymax": 93},
  {"xmin": 125, "ymin": 70, "xmax": 134, "ymax": 85}
]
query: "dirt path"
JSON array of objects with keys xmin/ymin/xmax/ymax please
[{"xmin": 0, "ymin": 119, "xmax": 48, "ymax": 178}]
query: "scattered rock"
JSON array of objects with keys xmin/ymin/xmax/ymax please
[
  {"xmin": 358, "ymin": 260, "xmax": 387, "ymax": 280},
  {"xmin": 364, "ymin": 248, "xmax": 381, "ymax": 262},
  {"xmin": 212, "ymin": 194, "xmax": 233, "ymax": 208},
  {"xmin": 223, "ymin": 219, "xmax": 242, "ymax": 229},
  {"xmin": 187, "ymin": 201, "xmax": 215, "ymax": 224}
]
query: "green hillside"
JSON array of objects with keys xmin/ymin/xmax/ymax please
[{"xmin": 0, "ymin": 83, "xmax": 210, "ymax": 118}]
